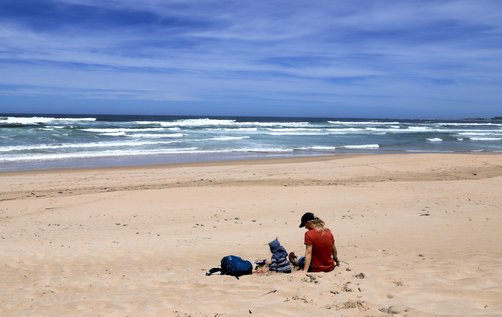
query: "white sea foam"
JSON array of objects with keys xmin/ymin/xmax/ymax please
[
  {"xmin": 0, "ymin": 116, "xmax": 96, "ymax": 125},
  {"xmin": 99, "ymin": 132, "xmax": 127, "ymax": 137},
  {"xmin": 222, "ymin": 128, "xmax": 258, "ymax": 132},
  {"xmin": 427, "ymin": 138, "xmax": 443, "ymax": 142},
  {"xmin": 325, "ymin": 127, "xmax": 436, "ymax": 134},
  {"xmin": 469, "ymin": 137, "xmax": 502, "ymax": 141},
  {"xmin": 407, "ymin": 126, "xmax": 433, "ymax": 132},
  {"xmin": 83, "ymin": 128, "xmax": 165, "ymax": 133},
  {"xmin": 342, "ymin": 144, "xmax": 380, "ymax": 149},
  {"xmin": 0, "ymin": 140, "xmax": 181, "ymax": 152},
  {"xmin": 328, "ymin": 121, "xmax": 400, "ymax": 125},
  {"xmin": 233, "ymin": 148, "xmax": 294, "ymax": 153},
  {"xmin": 0, "ymin": 148, "xmax": 199, "ymax": 162},
  {"xmin": 326, "ymin": 128, "xmax": 366, "ymax": 132},
  {"xmin": 296, "ymin": 146, "xmax": 336, "ymax": 151},
  {"xmin": 457, "ymin": 138, "xmax": 464, "ymax": 141},
  {"xmin": 210, "ymin": 136, "xmax": 250, "ymax": 141},
  {"xmin": 326, "ymin": 132, "xmax": 348, "ymax": 135},
  {"xmin": 267, "ymin": 128, "xmax": 323, "ymax": 132},
  {"xmin": 129, "ymin": 133, "xmax": 184, "ymax": 138},
  {"xmin": 0, "ymin": 147, "xmax": 301, "ymax": 162},
  {"xmin": 457, "ymin": 132, "xmax": 502, "ymax": 136},
  {"xmin": 136, "ymin": 119, "xmax": 236, "ymax": 127},
  {"xmin": 436, "ymin": 122, "xmax": 502, "ymax": 126},
  {"xmin": 237, "ymin": 122, "xmax": 311, "ymax": 128},
  {"xmin": 266, "ymin": 131, "xmax": 329, "ymax": 136},
  {"xmin": 136, "ymin": 119, "xmax": 311, "ymax": 128},
  {"xmin": 406, "ymin": 150, "xmax": 455, "ymax": 153}
]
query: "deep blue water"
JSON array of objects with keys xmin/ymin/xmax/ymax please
[{"xmin": 1, "ymin": 114, "xmax": 501, "ymax": 171}]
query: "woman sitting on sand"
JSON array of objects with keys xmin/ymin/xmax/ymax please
[{"xmin": 289, "ymin": 212, "xmax": 339, "ymax": 272}]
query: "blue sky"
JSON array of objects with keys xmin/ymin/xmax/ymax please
[{"xmin": 0, "ymin": 0, "xmax": 501, "ymax": 118}]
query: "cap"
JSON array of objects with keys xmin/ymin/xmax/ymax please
[{"xmin": 299, "ymin": 212, "xmax": 316, "ymax": 228}]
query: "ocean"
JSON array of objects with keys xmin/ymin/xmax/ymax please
[{"xmin": 1, "ymin": 114, "xmax": 501, "ymax": 172}]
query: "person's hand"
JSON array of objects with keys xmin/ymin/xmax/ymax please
[{"xmin": 334, "ymin": 258, "xmax": 340, "ymax": 267}]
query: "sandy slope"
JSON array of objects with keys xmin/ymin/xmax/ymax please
[{"xmin": 1, "ymin": 154, "xmax": 501, "ymax": 316}]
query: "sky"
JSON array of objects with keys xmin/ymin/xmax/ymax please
[{"xmin": 0, "ymin": 0, "xmax": 501, "ymax": 119}]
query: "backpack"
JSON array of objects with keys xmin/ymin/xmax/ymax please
[{"xmin": 206, "ymin": 255, "xmax": 253, "ymax": 279}]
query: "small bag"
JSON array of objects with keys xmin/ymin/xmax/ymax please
[{"xmin": 206, "ymin": 255, "xmax": 253, "ymax": 279}]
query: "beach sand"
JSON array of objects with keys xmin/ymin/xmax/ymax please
[{"xmin": 1, "ymin": 154, "xmax": 502, "ymax": 316}]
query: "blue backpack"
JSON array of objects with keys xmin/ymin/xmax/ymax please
[{"xmin": 206, "ymin": 255, "xmax": 253, "ymax": 279}]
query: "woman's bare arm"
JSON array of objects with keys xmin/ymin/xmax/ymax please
[
  {"xmin": 303, "ymin": 244, "xmax": 313, "ymax": 272},
  {"xmin": 332, "ymin": 244, "xmax": 339, "ymax": 266}
]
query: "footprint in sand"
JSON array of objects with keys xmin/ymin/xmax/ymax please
[{"xmin": 379, "ymin": 305, "xmax": 410, "ymax": 314}]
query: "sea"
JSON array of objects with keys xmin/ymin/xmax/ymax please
[{"xmin": 1, "ymin": 114, "xmax": 501, "ymax": 172}]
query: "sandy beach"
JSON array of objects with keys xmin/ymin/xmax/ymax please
[{"xmin": 1, "ymin": 153, "xmax": 501, "ymax": 317}]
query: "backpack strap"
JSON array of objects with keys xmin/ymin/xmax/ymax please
[
  {"xmin": 205, "ymin": 267, "xmax": 221, "ymax": 276},
  {"xmin": 205, "ymin": 267, "xmax": 240, "ymax": 279}
]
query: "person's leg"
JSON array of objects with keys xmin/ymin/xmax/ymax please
[
  {"xmin": 289, "ymin": 252, "xmax": 306, "ymax": 269},
  {"xmin": 298, "ymin": 256, "xmax": 305, "ymax": 269},
  {"xmin": 288, "ymin": 252, "xmax": 299, "ymax": 266}
]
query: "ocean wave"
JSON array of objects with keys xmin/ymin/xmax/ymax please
[
  {"xmin": 0, "ymin": 148, "xmax": 199, "ymax": 162},
  {"xmin": 0, "ymin": 140, "xmax": 181, "ymax": 152},
  {"xmin": 267, "ymin": 128, "xmax": 323, "ymax": 132},
  {"xmin": 266, "ymin": 132, "xmax": 330, "ymax": 136},
  {"xmin": 128, "ymin": 133, "xmax": 184, "ymax": 138},
  {"xmin": 99, "ymin": 132, "xmax": 127, "ymax": 137},
  {"xmin": 406, "ymin": 150, "xmax": 455, "ymax": 153},
  {"xmin": 326, "ymin": 128, "xmax": 366, "ymax": 132},
  {"xmin": 407, "ymin": 127, "xmax": 434, "ymax": 132},
  {"xmin": 82, "ymin": 128, "xmax": 166, "ymax": 133},
  {"xmin": 427, "ymin": 138, "xmax": 443, "ymax": 142},
  {"xmin": 241, "ymin": 122, "xmax": 311, "ymax": 128},
  {"xmin": 135, "ymin": 119, "xmax": 236, "ymax": 127},
  {"xmin": 0, "ymin": 147, "xmax": 299, "ymax": 162},
  {"xmin": 0, "ymin": 116, "xmax": 96, "ymax": 125},
  {"xmin": 135, "ymin": 118, "xmax": 311, "ymax": 128},
  {"xmin": 233, "ymin": 148, "xmax": 294, "ymax": 153},
  {"xmin": 469, "ymin": 137, "xmax": 502, "ymax": 141},
  {"xmin": 457, "ymin": 132, "xmax": 502, "ymax": 136},
  {"xmin": 47, "ymin": 126, "xmax": 66, "ymax": 129},
  {"xmin": 222, "ymin": 127, "xmax": 258, "ymax": 132},
  {"xmin": 210, "ymin": 136, "xmax": 250, "ymax": 141},
  {"xmin": 342, "ymin": 144, "xmax": 380, "ymax": 149},
  {"xmin": 324, "ymin": 127, "xmax": 434, "ymax": 133},
  {"xmin": 328, "ymin": 121, "xmax": 400, "ymax": 125},
  {"xmin": 436, "ymin": 122, "xmax": 502, "ymax": 126},
  {"xmin": 295, "ymin": 146, "xmax": 336, "ymax": 151}
]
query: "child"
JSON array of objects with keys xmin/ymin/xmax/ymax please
[{"xmin": 268, "ymin": 238, "xmax": 291, "ymax": 273}]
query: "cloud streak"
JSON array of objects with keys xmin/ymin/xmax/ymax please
[{"xmin": 1, "ymin": 0, "xmax": 502, "ymax": 118}]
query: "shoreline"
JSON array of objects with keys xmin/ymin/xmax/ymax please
[
  {"xmin": 2, "ymin": 153, "xmax": 502, "ymax": 204},
  {"xmin": 2, "ymin": 151, "xmax": 501, "ymax": 176}
]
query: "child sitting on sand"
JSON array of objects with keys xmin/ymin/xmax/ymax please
[{"xmin": 267, "ymin": 238, "xmax": 291, "ymax": 273}]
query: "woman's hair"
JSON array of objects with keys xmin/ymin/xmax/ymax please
[{"xmin": 310, "ymin": 217, "xmax": 327, "ymax": 231}]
